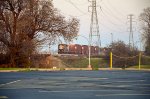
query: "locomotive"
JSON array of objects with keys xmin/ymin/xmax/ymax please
[{"xmin": 58, "ymin": 44, "xmax": 100, "ymax": 56}]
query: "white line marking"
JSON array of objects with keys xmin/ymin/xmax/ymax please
[
  {"xmin": 0, "ymin": 96, "xmax": 8, "ymax": 99},
  {"xmin": 96, "ymin": 94, "xmax": 150, "ymax": 97},
  {"xmin": 116, "ymin": 80, "xmax": 145, "ymax": 83},
  {"xmin": 39, "ymin": 89, "xmax": 131, "ymax": 93},
  {"xmin": 98, "ymin": 84, "xmax": 132, "ymax": 87},
  {"xmin": 0, "ymin": 80, "xmax": 21, "ymax": 87}
]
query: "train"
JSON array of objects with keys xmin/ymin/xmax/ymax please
[{"xmin": 58, "ymin": 44, "xmax": 100, "ymax": 56}]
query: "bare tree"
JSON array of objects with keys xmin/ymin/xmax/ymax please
[
  {"xmin": 105, "ymin": 41, "xmax": 139, "ymax": 68},
  {"xmin": 0, "ymin": 0, "xmax": 79, "ymax": 67},
  {"xmin": 139, "ymin": 7, "xmax": 150, "ymax": 55}
]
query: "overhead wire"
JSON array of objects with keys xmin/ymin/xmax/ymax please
[
  {"xmin": 60, "ymin": 11, "xmax": 89, "ymax": 18},
  {"xmin": 64, "ymin": 0, "xmax": 87, "ymax": 15},
  {"xmin": 99, "ymin": 21, "xmax": 126, "ymax": 33},
  {"xmin": 59, "ymin": 0, "xmax": 128, "ymax": 39},
  {"xmin": 101, "ymin": 7, "xmax": 125, "ymax": 25},
  {"xmin": 95, "ymin": 0, "xmax": 128, "ymax": 34},
  {"xmin": 100, "ymin": 1, "xmax": 126, "ymax": 24},
  {"xmin": 99, "ymin": 10, "xmax": 126, "ymax": 33},
  {"xmin": 91, "ymin": 0, "xmax": 126, "ymax": 36},
  {"xmin": 62, "ymin": 0, "xmax": 89, "ymax": 18},
  {"xmin": 98, "ymin": 10, "xmax": 126, "ymax": 33},
  {"xmin": 67, "ymin": 0, "xmax": 89, "ymax": 6},
  {"xmin": 100, "ymin": 10, "xmax": 125, "ymax": 27},
  {"xmin": 106, "ymin": 0, "xmax": 127, "ymax": 17}
]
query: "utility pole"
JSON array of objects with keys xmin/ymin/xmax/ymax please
[
  {"xmin": 88, "ymin": 0, "xmax": 101, "ymax": 68},
  {"xmin": 127, "ymin": 14, "xmax": 135, "ymax": 50},
  {"xmin": 111, "ymin": 33, "xmax": 113, "ymax": 44}
]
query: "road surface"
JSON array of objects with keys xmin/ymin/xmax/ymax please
[{"xmin": 0, "ymin": 70, "xmax": 150, "ymax": 99}]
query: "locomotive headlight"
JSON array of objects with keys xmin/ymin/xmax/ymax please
[
  {"xmin": 59, "ymin": 45, "xmax": 63, "ymax": 49},
  {"xmin": 75, "ymin": 46, "xmax": 77, "ymax": 50}
]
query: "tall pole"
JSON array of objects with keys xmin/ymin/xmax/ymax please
[
  {"xmin": 128, "ymin": 14, "xmax": 135, "ymax": 50},
  {"xmin": 88, "ymin": 42, "xmax": 91, "ymax": 68},
  {"xmin": 111, "ymin": 33, "xmax": 113, "ymax": 44},
  {"xmin": 88, "ymin": 0, "xmax": 101, "ymax": 68}
]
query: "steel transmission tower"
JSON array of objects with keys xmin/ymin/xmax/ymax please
[
  {"xmin": 128, "ymin": 14, "xmax": 135, "ymax": 50},
  {"xmin": 88, "ymin": 0, "xmax": 101, "ymax": 68}
]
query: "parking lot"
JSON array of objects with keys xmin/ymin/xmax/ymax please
[{"xmin": 0, "ymin": 70, "xmax": 150, "ymax": 99}]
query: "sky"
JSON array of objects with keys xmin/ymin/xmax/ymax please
[{"xmin": 46, "ymin": 0, "xmax": 150, "ymax": 52}]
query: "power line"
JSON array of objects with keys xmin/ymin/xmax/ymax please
[
  {"xmin": 60, "ymin": 11, "xmax": 89, "ymax": 18},
  {"xmin": 99, "ymin": 21, "xmax": 126, "ymax": 33},
  {"xmin": 64, "ymin": 0, "xmax": 87, "ymax": 15},
  {"xmin": 62, "ymin": 0, "xmax": 91, "ymax": 17},
  {"xmin": 100, "ymin": 10, "xmax": 126, "ymax": 31},
  {"xmin": 106, "ymin": 0, "xmax": 126, "ymax": 17},
  {"xmin": 100, "ymin": 1, "xmax": 125, "ymax": 23},
  {"xmin": 67, "ymin": 0, "xmax": 89, "ymax": 6},
  {"xmin": 98, "ymin": 10, "xmax": 126, "ymax": 33}
]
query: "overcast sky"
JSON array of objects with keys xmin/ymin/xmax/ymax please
[{"xmin": 50, "ymin": 0, "xmax": 150, "ymax": 51}]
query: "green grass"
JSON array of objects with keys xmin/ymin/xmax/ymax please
[
  {"xmin": 61, "ymin": 57, "xmax": 88, "ymax": 68},
  {"xmin": 61, "ymin": 57, "xmax": 150, "ymax": 70},
  {"xmin": 0, "ymin": 68, "xmax": 31, "ymax": 71},
  {"xmin": 61, "ymin": 57, "xmax": 109, "ymax": 69},
  {"xmin": 129, "ymin": 65, "xmax": 150, "ymax": 69},
  {"xmin": 0, "ymin": 68, "xmax": 23, "ymax": 70}
]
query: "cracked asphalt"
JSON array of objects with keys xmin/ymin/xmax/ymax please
[{"xmin": 0, "ymin": 70, "xmax": 150, "ymax": 99}]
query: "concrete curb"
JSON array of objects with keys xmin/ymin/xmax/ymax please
[{"xmin": 0, "ymin": 68, "xmax": 150, "ymax": 72}]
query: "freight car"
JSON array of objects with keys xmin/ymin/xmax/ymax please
[
  {"xmin": 94, "ymin": 46, "xmax": 99, "ymax": 55},
  {"xmin": 58, "ymin": 44, "xmax": 100, "ymax": 56},
  {"xmin": 69, "ymin": 44, "xmax": 82, "ymax": 54},
  {"xmin": 81, "ymin": 45, "xmax": 89, "ymax": 55}
]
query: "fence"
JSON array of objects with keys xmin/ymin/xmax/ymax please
[{"xmin": 109, "ymin": 52, "xmax": 150, "ymax": 70}]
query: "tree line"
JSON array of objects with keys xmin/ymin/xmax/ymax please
[
  {"xmin": 104, "ymin": 7, "xmax": 150, "ymax": 67},
  {"xmin": 139, "ymin": 7, "xmax": 150, "ymax": 56},
  {"xmin": 0, "ymin": 0, "xmax": 79, "ymax": 67}
]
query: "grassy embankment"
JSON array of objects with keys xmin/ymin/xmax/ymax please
[
  {"xmin": 0, "ymin": 57, "xmax": 150, "ymax": 70},
  {"xmin": 61, "ymin": 57, "xmax": 109, "ymax": 69},
  {"xmin": 0, "ymin": 68, "xmax": 32, "ymax": 72},
  {"xmin": 129, "ymin": 65, "xmax": 150, "ymax": 69},
  {"xmin": 60, "ymin": 57, "xmax": 150, "ymax": 69}
]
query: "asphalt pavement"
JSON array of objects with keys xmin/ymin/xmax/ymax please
[{"xmin": 0, "ymin": 70, "xmax": 150, "ymax": 99}]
